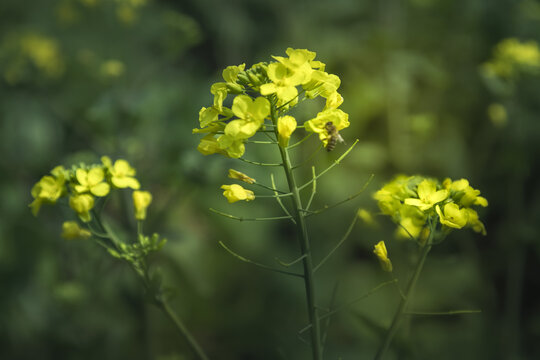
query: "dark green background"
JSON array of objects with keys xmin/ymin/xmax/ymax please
[{"xmin": 1, "ymin": 0, "xmax": 539, "ymax": 359}]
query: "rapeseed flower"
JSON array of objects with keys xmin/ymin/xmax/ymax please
[{"xmin": 221, "ymin": 184, "xmax": 255, "ymax": 203}]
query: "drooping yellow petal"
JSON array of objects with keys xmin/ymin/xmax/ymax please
[
  {"xmin": 373, "ymin": 241, "xmax": 393, "ymax": 272},
  {"xmin": 228, "ymin": 169, "xmax": 256, "ymax": 184}
]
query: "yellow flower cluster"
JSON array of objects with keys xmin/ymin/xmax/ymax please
[
  {"xmin": 373, "ymin": 175, "xmax": 487, "ymax": 241},
  {"xmin": 482, "ymin": 38, "xmax": 540, "ymax": 79},
  {"xmin": 193, "ymin": 48, "xmax": 350, "ymax": 157},
  {"xmin": 30, "ymin": 156, "xmax": 152, "ymax": 231}
]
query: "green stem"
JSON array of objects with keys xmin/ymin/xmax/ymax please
[
  {"xmin": 95, "ymin": 213, "xmax": 209, "ymax": 360},
  {"xmin": 157, "ymin": 299, "xmax": 210, "ymax": 360},
  {"xmin": 374, "ymin": 242, "xmax": 432, "ymax": 360},
  {"xmin": 271, "ymin": 105, "xmax": 322, "ymax": 360}
]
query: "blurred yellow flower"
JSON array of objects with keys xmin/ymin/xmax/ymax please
[
  {"xmin": 61, "ymin": 221, "xmax": 92, "ymax": 240},
  {"xmin": 133, "ymin": 190, "xmax": 152, "ymax": 220},
  {"xmin": 69, "ymin": 194, "xmax": 95, "ymax": 222},
  {"xmin": 102, "ymin": 156, "xmax": 140, "ymax": 189},
  {"xmin": 404, "ymin": 179, "xmax": 448, "ymax": 211},
  {"xmin": 436, "ymin": 203, "xmax": 468, "ymax": 229},
  {"xmin": 373, "ymin": 241, "xmax": 393, "ymax": 272},
  {"xmin": 74, "ymin": 168, "xmax": 110, "ymax": 196},
  {"xmin": 221, "ymin": 184, "xmax": 255, "ymax": 203}
]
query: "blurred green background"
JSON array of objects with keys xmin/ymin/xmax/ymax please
[{"xmin": 1, "ymin": 0, "xmax": 539, "ymax": 359}]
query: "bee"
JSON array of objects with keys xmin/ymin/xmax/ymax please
[{"xmin": 324, "ymin": 121, "xmax": 345, "ymax": 152}]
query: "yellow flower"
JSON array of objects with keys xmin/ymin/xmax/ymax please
[
  {"xmin": 304, "ymin": 109, "xmax": 350, "ymax": 147},
  {"xmin": 357, "ymin": 209, "xmax": 376, "ymax": 226},
  {"xmin": 61, "ymin": 221, "xmax": 92, "ymax": 240},
  {"xmin": 221, "ymin": 184, "xmax": 255, "ymax": 203},
  {"xmin": 277, "ymin": 115, "xmax": 297, "ymax": 147},
  {"xmin": 303, "ymin": 70, "xmax": 341, "ymax": 99},
  {"xmin": 133, "ymin": 190, "xmax": 152, "ymax": 220},
  {"xmin": 228, "ymin": 169, "xmax": 256, "ymax": 184},
  {"xmin": 73, "ymin": 167, "xmax": 110, "ymax": 196},
  {"xmin": 373, "ymin": 241, "xmax": 393, "ymax": 272},
  {"xmin": 102, "ymin": 156, "xmax": 140, "ymax": 189},
  {"xmin": 404, "ymin": 179, "xmax": 449, "ymax": 211},
  {"xmin": 69, "ymin": 194, "xmax": 95, "ymax": 222},
  {"xmin": 324, "ymin": 92, "xmax": 344, "ymax": 110},
  {"xmin": 464, "ymin": 208, "xmax": 487, "ymax": 235},
  {"xmin": 29, "ymin": 166, "xmax": 66, "ymax": 216},
  {"xmin": 435, "ymin": 203, "xmax": 468, "ymax": 229},
  {"xmin": 224, "ymin": 95, "xmax": 270, "ymax": 140}
]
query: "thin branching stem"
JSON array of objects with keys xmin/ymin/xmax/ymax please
[
  {"xmin": 292, "ymin": 145, "xmax": 323, "ymax": 170},
  {"xmin": 313, "ymin": 214, "xmax": 358, "ymax": 273},
  {"xmin": 252, "ymin": 181, "xmax": 288, "ymax": 194},
  {"xmin": 306, "ymin": 174, "xmax": 374, "ymax": 216},
  {"xmin": 298, "ymin": 140, "xmax": 359, "ymax": 191},
  {"xmin": 305, "ymin": 167, "xmax": 317, "ymax": 211},
  {"xmin": 93, "ymin": 212, "xmax": 209, "ymax": 360},
  {"xmin": 271, "ymin": 104, "xmax": 323, "ymax": 360},
  {"xmin": 238, "ymin": 157, "xmax": 282, "ymax": 166},
  {"xmin": 287, "ymin": 133, "xmax": 313, "ymax": 150},
  {"xmin": 219, "ymin": 241, "xmax": 304, "ymax": 278},
  {"xmin": 374, "ymin": 222, "xmax": 435, "ymax": 360},
  {"xmin": 271, "ymin": 173, "xmax": 296, "ymax": 224},
  {"xmin": 209, "ymin": 208, "xmax": 292, "ymax": 221},
  {"xmin": 298, "ymin": 280, "xmax": 397, "ymax": 335},
  {"xmin": 275, "ymin": 254, "xmax": 307, "ymax": 267}
]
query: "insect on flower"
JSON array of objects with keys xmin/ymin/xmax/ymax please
[{"xmin": 324, "ymin": 121, "xmax": 345, "ymax": 151}]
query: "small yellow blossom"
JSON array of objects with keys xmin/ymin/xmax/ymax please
[
  {"xmin": 373, "ymin": 241, "xmax": 393, "ymax": 272},
  {"xmin": 277, "ymin": 115, "xmax": 297, "ymax": 147},
  {"xmin": 404, "ymin": 179, "xmax": 448, "ymax": 211},
  {"xmin": 61, "ymin": 221, "xmax": 92, "ymax": 240},
  {"xmin": 69, "ymin": 194, "xmax": 95, "ymax": 222},
  {"xmin": 304, "ymin": 109, "xmax": 350, "ymax": 147},
  {"xmin": 133, "ymin": 190, "xmax": 152, "ymax": 220},
  {"xmin": 102, "ymin": 156, "xmax": 140, "ymax": 189},
  {"xmin": 74, "ymin": 167, "xmax": 110, "ymax": 196},
  {"xmin": 29, "ymin": 166, "xmax": 66, "ymax": 216},
  {"xmin": 436, "ymin": 203, "xmax": 468, "ymax": 229},
  {"xmin": 357, "ymin": 209, "xmax": 376, "ymax": 226},
  {"xmin": 228, "ymin": 169, "xmax": 256, "ymax": 184},
  {"xmin": 224, "ymin": 95, "xmax": 270, "ymax": 140},
  {"xmin": 221, "ymin": 184, "xmax": 255, "ymax": 203},
  {"xmin": 464, "ymin": 208, "xmax": 487, "ymax": 235}
]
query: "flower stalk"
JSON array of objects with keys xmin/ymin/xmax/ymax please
[
  {"xmin": 271, "ymin": 104, "xmax": 323, "ymax": 360},
  {"xmin": 374, "ymin": 224, "xmax": 434, "ymax": 360}
]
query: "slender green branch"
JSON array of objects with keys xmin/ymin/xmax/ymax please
[
  {"xmin": 93, "ymin": 212, "xmax": 209, "ymax": 360},
  {"xmin": 307, "ymin": 174, "xmax": 374, "ymax": 216},
  {"xmin": 321, "ymin": 282, "xmax": 339, "ymax": 355},
  {"xmin": 245, "ymin": 140, "xmax": 277, "ymax": 144},
  {"xmin": 305, "ymin": 167, "xmax": 317, "ymax": 211},
  {"xmin": 287, "ymin": 133, "xmax": 313, "ymax": 150},
  {"xmin": 292, "ymin": 144, "xmax": 323, "ymax": 170},
  {"xmin": 275, "ymin": 254, "xmax": 307, "ymax": 267},
  {"xmin": 271, "ymin": 173, "xmax": 296, "ymax": 224},
  {"xmin": 219, "ymin": 241, "xmax": 304, "ymax": 278},
  {"xmin": 209, "ymin": 208, "xmax": 292, "ymax": 221},
  {"xmin": 374, "ymin": 226, "xmax": 435, "ymax": 360},
  {"xmin": 299, "ymin": 280, "xmax": 397, "ymax": 335},
  {"xmin": 298, "ymin": 140, "xmax": 359, "ymax": 191},
  {"xmin": 313, "ymin": 214, "xmax": 358, "ymax": 273},
  {"xmin": 252, "ymin": 181, "xmax": 288, "ymax": 194},
  {"xmin": 157, "ymin": 300, "xmax": 210, "ymax": 360},
  {"xmin": 404, "ymin": 309, "xmax": 482, "ymax": 316},
  {"xmin": 271, "ymin": 103, "xmax": 323, "ymax": 360},
  {"xmin": 238, "ymin": 157, "xmax": 282, "ymax": 166}
]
